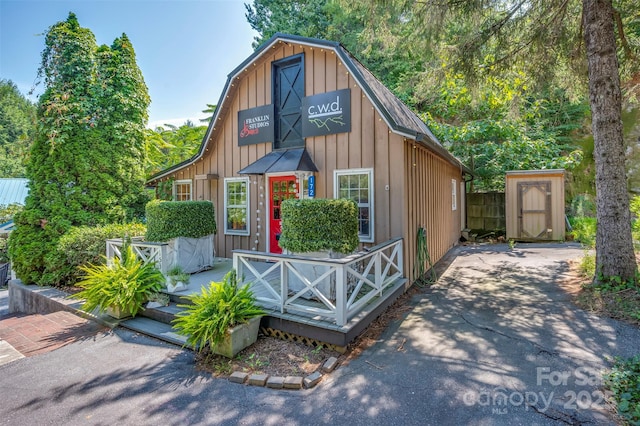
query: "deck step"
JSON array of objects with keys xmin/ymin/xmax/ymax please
[
  {"xmin": 119, "ymin": 316, "xmax": 191, "ymax": 348},
  {"xmin": 141, "ymin": 302, "xmax": 183, "ymax": 325}
]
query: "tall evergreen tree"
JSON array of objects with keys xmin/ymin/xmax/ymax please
[
  {"xmin": 583, "ymin": 0, "xmax": 637, "ymax": 282},
  {"xmin": 8, "ymin": 13, "xmax": 150, "ymax": 285}
]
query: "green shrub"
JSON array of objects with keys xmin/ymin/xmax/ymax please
[
  {"xmin": 173, "ymin": 270, "xmax": 264, "ymax": 351},
  {"xmin": 72, "ymin": 243, "xmax": 165, "ymax": 317},
  {"xmin": 145, "ymin": 200, "xmax": 216, "ymax": 242},
  {"xmin": 0, "ymin": 236, "xmax": 8, "ymax": 264},
  {"xmin": 579, "ymin": 251, "xmax": 596, "ymax": 278},
  {"xmin": 8, "ymin": 207, "xmax": 67, "ymax": 285},
  {"xmin": 278, "ymin": 198, "xmax": 360, "ymax": 254},
  {"xmin": 605, "ymin": 355, "xmax": 640, "ymax": 424},
  {"xmin": 45, "ymin": 222, "xmax": 146, "ymax": 287},
  {"xmin": 569, "ymin": 216, "xmax": 597, "ymax": 249}
]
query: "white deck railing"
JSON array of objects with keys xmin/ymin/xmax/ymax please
[
  {"xmin": 233, "ymin": 238, "xmax": 404, "ymax": 326},
  {"xmin": 106, "ymin": 238, "xmax": 169, "ymax": 273}
]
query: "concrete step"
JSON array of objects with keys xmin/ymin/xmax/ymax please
[{"xmin": 119, "ymin": 316, "xmax": 192, "ymax": 348}]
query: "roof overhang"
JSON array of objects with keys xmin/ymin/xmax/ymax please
[{"xmin": 238, "ymin": 148, "xmax": 319, "ymax": 175}]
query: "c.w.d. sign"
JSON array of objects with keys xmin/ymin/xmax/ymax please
[
  {"xmin": 238, "ymin": 104, "xmax": 274, "ymax": 146},
  {"xmin": 302, "ymin": 89, "xmax": 351, "ymax": 138}
]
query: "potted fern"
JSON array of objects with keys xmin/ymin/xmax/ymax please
[
  {"xmin": 172, "ymin": 269, "xmax": 264, "ymax": 358},
  {"xmin": 72, "ymin": 243, "xmax": 165, "ymax": 319}
]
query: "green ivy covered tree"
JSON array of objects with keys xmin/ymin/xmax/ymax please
[{"xmin": 8, "ymin": 13, "xmax": 150, "ymax": 285}]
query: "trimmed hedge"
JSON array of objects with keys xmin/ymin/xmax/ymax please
[
  {"xmin": 279, "ymin": 198, "xmax": 359, "ymax": 254},
  {"xmin": 45, "ymin": 222, "xmax": 146, "ymax": 287},
  {"xmin": 145, "ymin": 200, "xmax": 216, "ymax": 242}
]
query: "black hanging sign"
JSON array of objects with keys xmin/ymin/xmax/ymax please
[
  {"xmin": 238, "ymin": 104, "xmax": 274, "ymax": 146},
  {"xmin": 302, "ymin": 89, "xmax": 351, "ymax": 138}
]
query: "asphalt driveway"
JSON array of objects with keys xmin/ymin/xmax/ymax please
[{"xmin": 0, "ymin": 243, "xmax": 638, "ymax": 425}]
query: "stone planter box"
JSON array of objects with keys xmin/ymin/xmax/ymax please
[
  {"xmin": 108, "ymin": 235, "xmax": 215, "ymax": 276},
  {"xmin": 211, "ymin": 316, "xmax": 262, "ymax": 358},
  {"xmin": 164, "ymin": 235, "xmax": 215, "ymax": 274}
]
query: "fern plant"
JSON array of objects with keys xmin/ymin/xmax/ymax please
[
  {"xmin": 173, "ymin": 269, "xmax": 264, "ymax": 351},
  {"xmin": 72, "ymin": 244, "xmax": 165, "ymax": 317}
]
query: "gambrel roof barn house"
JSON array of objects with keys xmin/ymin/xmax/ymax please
[{"xmin": 147, "ymin": 34, "xmax": 470, "ymax": 344}]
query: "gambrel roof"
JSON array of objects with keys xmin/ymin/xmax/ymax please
[{"xmin": 148, "ymin": 33, "xmax": 468, "ymax": 182}]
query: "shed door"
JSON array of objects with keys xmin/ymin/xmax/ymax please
[
  {"xmin": 517, "ymin": 181, "xmax": 552, "ymax": 239},
  {"xmin": 269, "ymin": 175, "xmax": 298, "ymax": 254},
  {"xmin": 273, "ymin": 54, "xmax": 304, "ymax": 149}
]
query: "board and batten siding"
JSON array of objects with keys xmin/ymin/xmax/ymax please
[
  {"xmin": 156, "ymin": 39, "xmax": 463, "ymax": 282},
  {"xmin": 157, "ymin": 43, "xmax": 395, "ymax": 257},
  {"xmin": 404, "ymin": 142, "xmax": 463, "ymax": 282}
]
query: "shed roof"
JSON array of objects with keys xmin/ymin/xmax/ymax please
[
  {"xmin": 148, "ymin": 34, "xmax": 469, "ymax": 183},
  {"xmin": 0, "ymin": 178, "xmax": 28, "ymax": 206}
]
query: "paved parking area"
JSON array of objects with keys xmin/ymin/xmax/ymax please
[{"xmin": 0, "ymin": 244, "xmax": 638, "ymax": 425}]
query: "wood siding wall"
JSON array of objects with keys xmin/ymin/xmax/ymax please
[
  {"xmin": 404, "ymin": 142, "xmax": 462, "ymax": 281},
  {"xmin": 158, "ymin": 40, "xmax": 463, "ymax": 283}
]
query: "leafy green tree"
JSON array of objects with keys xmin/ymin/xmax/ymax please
[
  {"xmin": 8, "ymin": 13, "xmax": 150, "ymax": 285},
  {"xmin": 145, "ymin": 121, "xmax": 206, "ymax": 177},
  {"xmin": 0, "ymin": 80, "xmax": 36, "ymax": 177},
  {"xmin": 423, "ymin": 67, "xmax": 587, "ymax": 190}
]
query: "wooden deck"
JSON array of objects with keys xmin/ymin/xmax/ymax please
[{"xmin": 169, "ymin": 249, "xmax": 407, "ymax": 348}]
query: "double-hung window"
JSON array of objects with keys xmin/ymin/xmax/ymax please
[
  {"xmin": 334, "ymin": 168, "xmax": 374, "ymax": 242},
  {"xmin": 224, "ymin": 177, "xmax": 249, "ymax": 235},
  {"xmin": 173, "ymin": 180, "xmax": 192, "ymax": 201}
]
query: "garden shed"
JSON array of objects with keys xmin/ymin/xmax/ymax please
[
  {"xmin": 147, "ymin": 33, "xmax": 470, "ymax": 284},
  {"xmin": 505, "ymin": 169, "xmax": 566, "ymax": 241}
]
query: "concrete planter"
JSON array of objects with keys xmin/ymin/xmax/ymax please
[
  {"xmin": 106, "ymin": 305, "xmax": 132, "ymax": 319},
  {"xmin": 210, "ymin": 316, "xmax": 262, "ymax": 358}
]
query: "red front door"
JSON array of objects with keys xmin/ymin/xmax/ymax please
[{"xmin": 269, "ymin": 175, "xmax": 298, "ymax": 254}]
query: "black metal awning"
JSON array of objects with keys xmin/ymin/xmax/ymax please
[{"xmin": 237, "ymin": 148, "xmax": 319, "ymax": 175}]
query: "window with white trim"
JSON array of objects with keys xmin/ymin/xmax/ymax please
[
  {"xmin": 334, "ymin": 168, "xmax": 374, "ymax": 242},
  {"xmin": 173, "ymin": 180, "xmax": 192, "ymax": 201},
  {"xmin": 452, "ymin": 179, "xmax": 457, "ymax": 211},
  {"xmin": 224, "ymin": 177, "xmax": 249, "ymax": 235}
]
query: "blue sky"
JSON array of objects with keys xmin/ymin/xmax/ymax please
[{"xmin": 0, "ymin": 0, "xmax": 258, "ymax": 128}]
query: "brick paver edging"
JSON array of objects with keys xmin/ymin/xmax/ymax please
[{"xmin": 228, "ymin": 356, "xmax": 339, "ymax": 390}]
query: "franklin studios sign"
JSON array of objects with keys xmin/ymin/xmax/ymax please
[
  {"xmin": 302, "ymin": 89, "xmax": 351, "ymax": 138},
  {"xmin": 238, "ymin": 104, "xmax": 275, "ymax": 146}
]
